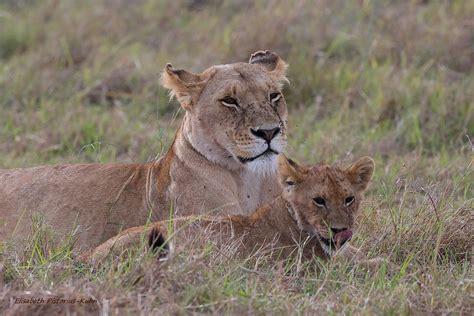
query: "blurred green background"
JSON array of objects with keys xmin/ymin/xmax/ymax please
[{"xmin": 0, "ymin": 0, "xmax": 472, "ymax": 168}]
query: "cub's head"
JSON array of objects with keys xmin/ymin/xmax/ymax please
[
  {"xmin": 277, "ymin": 155, "xmax": 375, "ymax": 256},
  {"xmin": 161, "ymin": 51, "xmax": 288, "ymax": 174}
]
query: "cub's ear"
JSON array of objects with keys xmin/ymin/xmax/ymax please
[
  {"xmin": 346, "ymin": 156, "xmax": 375, "ymax": 191},
  {"xmin": 160, "ymin": 63, "xmax": 212, "ymax": 110},
  {"xmin": 277, "ymin": 154, "xmax": 303, "ymax": 187},
  {"xmin": 249, "ymin": 50, "xmax": 288, "ymax": 87}
]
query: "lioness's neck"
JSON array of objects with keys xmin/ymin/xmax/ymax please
[
  {"xmin": 179, "ymin": 114, "xmax": 241, "ymax": 170},
  {"xmin": 165, "ymin": 116, "xmax": 280, "ymax": 215}
]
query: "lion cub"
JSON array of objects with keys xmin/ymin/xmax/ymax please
[{"xmin": 84, "ymin": 155, "xmax": 375, "ymax": 263}]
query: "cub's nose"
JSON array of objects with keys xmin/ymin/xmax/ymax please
[
  {"xmin": 331, "ymin": 228, "xmax": 352, "ymax": 247},
  {"xmin": 250, "ymin": 127, "xmax": 280, "ymax": 143}
]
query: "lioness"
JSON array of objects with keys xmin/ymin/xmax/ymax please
[
  {"xmin": 85, "ymin": 155, "xmax": 375, "ymax": 262},
  {"xmin": 0, "ymin": 51, "xmax": 289, "ymax": 250}
]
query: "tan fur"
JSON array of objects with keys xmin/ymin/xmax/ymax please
[
  {"xmin": 0, "ymin": 51, "xmax": 289, "ymax": 251},
  {"xmin": 85, "ymin": 155, "xmax": 375, "ymax": 263}
]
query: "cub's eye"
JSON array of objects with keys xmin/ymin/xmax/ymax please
[
  {"xmin": 220, "ymin": 96, "xmax": 239, "ymax": 108},
  {"xmin": 270, "ymin": 92, "xmax": 281, "ymax": 103},
  {"xmin": 345, "ymin": 196, "xmax": 355, "ymax": 206},
  {"xmin": 313, "ymin": 197, "xmax": 326, "ymax": 208},
  {"xmin": 285, "ymin": 179, "xmax": 296, "ymax": 186}
]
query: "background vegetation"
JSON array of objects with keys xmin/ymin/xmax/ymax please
[{"xmin": 0, "ymin": 0, "xmax": 472, "ymax": 314}]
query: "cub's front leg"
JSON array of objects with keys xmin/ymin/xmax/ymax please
[
  {"xmin": 79, "ymin": 223, "xmax": 167, "ymax": 264},
  {"xmin": 334, "ymin": 243, "xmax": 388, "ymax": 271}
]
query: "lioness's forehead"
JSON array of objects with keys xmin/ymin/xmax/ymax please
[{"xmin": 207, "ymin": 63, "xmax": 277, "ymax": 91}]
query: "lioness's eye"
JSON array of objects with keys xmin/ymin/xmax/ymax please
[
  {"xmin": 220, "ymin": 96, "xmax": 239, "ymax": 108},
  {"xmin": 270, "ymin": 92, "xmax": 281, "ymax": 103},
  {"xmin": 313, "ymin": 197, "xmax": 326, "ymax": 208},
  {"xmin": 345, "ymin": 196, "xmax": 355, "ymax": 206}
]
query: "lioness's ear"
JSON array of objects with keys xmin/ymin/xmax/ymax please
[
  {"xmin": 277, "ymin": 154, "xmax": 302, "ymax": 186},
  {"xmin": 249, "ymin": 50, "xmax": 288, "ymax": 86},
  {"xmin": 160, "ymin": 63, "xmax": 211, "ymax": 110},
  {"xmin": 346, "ymin": 156, "xmax": 375, "ymax": 191}
]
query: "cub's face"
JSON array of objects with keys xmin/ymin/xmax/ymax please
[
  {"xmin": 161, "ymin": 51, "xmax": 288, "ymax": 174},
  {"xmin": 277, "ymin": 155, "xmax": 375, "ymax": 256}
]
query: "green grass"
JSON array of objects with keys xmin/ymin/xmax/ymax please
[{"xmin": 0, "ymin": 0, "xmax": 472, "ymax": 314}]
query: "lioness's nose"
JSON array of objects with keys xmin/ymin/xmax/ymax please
[{"xmin": 250, "ymin": 127, "xmax": 280, "ymax": 143}]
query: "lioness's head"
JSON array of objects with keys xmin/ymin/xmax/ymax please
[
  {"xmin": 161, "ymin": 51, "xmax": 288, "ymax": 174},
  {"xmin": 277, "ymin": 155, "xmax": 375, "ymax": 256}
]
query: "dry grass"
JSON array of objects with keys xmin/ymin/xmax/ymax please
[{"xmin": 0, "ymin": 0, "xmax": 472, "ymax": 314}]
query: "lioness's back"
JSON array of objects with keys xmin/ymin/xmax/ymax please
[{"xmin": 0, "ymin": 163, "xmax": 160, "ymax": 249}]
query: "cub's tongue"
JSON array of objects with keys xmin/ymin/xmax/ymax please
[{"xmin": 334, "ymin": 229, "xmax": 352, "ymax": 245}]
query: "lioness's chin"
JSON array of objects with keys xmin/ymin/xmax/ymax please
[{"xmin": 245, "ymin": 153, "xmax": 278, "ymax": 176}]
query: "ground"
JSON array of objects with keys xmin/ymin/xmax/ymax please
[{"xmin": 0, "ymin": 0, "xmax": 472, "ymax": 314}]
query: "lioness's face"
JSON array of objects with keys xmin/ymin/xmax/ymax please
[
  {"xmin": 277, "ymin": 155, "xmax": 375, "ymax": 256},
  {"xmin": 161, "ymin": 51, "xmax": 288, "ymax": 173},
  {"xmin": 196, "ymin": 63, "xmax": 288, "ymax": 173}
]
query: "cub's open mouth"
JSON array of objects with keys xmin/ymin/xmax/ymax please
[
  {"xmin": 317, "ymin": 229, "xmax": 353, "ymax": 250},
  {"xmin": 237, "ymin": 148, "xmax": 278, "ymax": 163}
]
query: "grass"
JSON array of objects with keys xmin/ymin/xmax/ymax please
[{"xmin": 0, "ymin": 0, "xmax": 472, "ymax": 314}]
